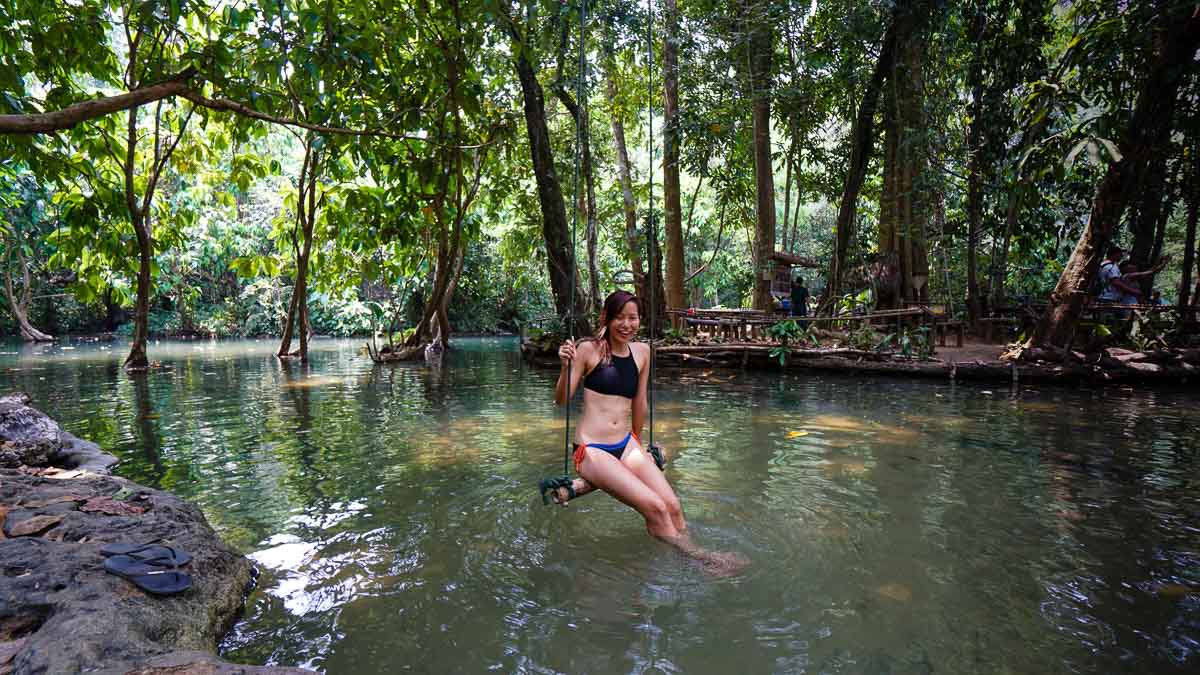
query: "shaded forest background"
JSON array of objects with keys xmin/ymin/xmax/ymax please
[{"xmin": 0, "ymin": 0, "xmax": 1197, "ymax": 368}]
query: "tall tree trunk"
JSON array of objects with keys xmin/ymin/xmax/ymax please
[
  {"xmin": 747, "ymin": 0, "xmax": 776, "ymax": 311},
  {"xmin": 1129, "ymin": 153, "xmax": 1171, "ymax": 294},
  {"xmin": 992, "ymin": 118, "xmax": 1053, "ymax": 310},
  {"xmin": 605, "ymin": 63, "xmax": 646, "ymax": 294},
  {"xmin": 295, "ymin": 169, "xmax": 318, "ymax": 362},
  {"xmin": 824, "ymin": 19, "xmax": 896, "ymax": 313},
  {"xmin": 646, "ymin": 227, "xmax": 668, "ymax": 337},
  {"xmin": 511, "ymin": 35, "xmax": 590, "ymax": 337},
  {"xmin": 662, "ymin": 0, "xmax": 686, "ymax": 315},
  {"xmin": 123, "ymin": 102, "xmax": 151, "ymax": 371},
  {"xmin": 782, "ymin": 136, "xmax": 793, "ymax": 253},
  {"xmin": 1030, "ymin": 9, "xmax": 1199, "ymax": 349},
  {"xmin": 1178, "ymin": 146, "xmax": 1198, "ymax": 313},
  {"xmin": 876, "ymin": 6, "xmax": 931, "ymax": 310},
  {"xmin": 278, "ymin": 143, "xmax": 315, "ymax": 359},
  {"xmin": 552, "ymin": 85, "xmax": 599, "ymax": 314},
  {"xmin": 964, "ymin": 0, "xmax": 986, "ymax": 325},
  {"xmin": 897, "ymin": 25, "xmax": 929, "ymax": 304},
  {"xmin": 1148, "ymin": 192, "xmax": 1174, "ymax": 292}
]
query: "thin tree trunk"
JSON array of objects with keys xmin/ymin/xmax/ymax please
[
  {"xmin": 782, "ymin": 136, "xmax": 794, "ymax": 253},
  {"xmin": 747, "ymin": 0, "xmax": 776, "ymax": 311},
  {"xmin": 2, "ymin": 240, "xmax": 54, "ymax": 342},
  {"xmin": 1147, "ymin": 187, "xmax": 1174, "ymax": 292},
  {"xmin": 551, "ymin": 85, "xmax": 599, "ymax": 314},
  {"xmin": 663, "ymin": 0, "xmax": 686, "ymax": 316},
  {"xmin": 606, "ymin": 64, "xmax": 646, "ymax": 295},
  {"xmin": 1178, "ymin": 146, "xmax": 1198, "ymax": 312},
  {"xmin": 295, "ymin": 167, "xmax": 318, "ymax": 361},
  {"xmin": 123, "ymin": 101, "xmax": 151, "ymax": 371},
  {"xmin": 1130, "ymin": 153, "xmax": 1170, "ymax": 294},
  {"xmin": 824, "ymin": 19, "xmax": 896, "ymax": 313},
  {"xmin": 278, "ymin": 144, "xmax": 314, "ymax": 358},
  {"xmin": 126, "ymin": 218, "xmax": 153, "ymax": 369},
  {"xmin": 510, "ymin": 28, "xmax": 590, "ymax": 337},
  {"xmin": 1030, "ymin": 9, "xmax": 1199, "ymax": 349},
  {"xmin": 964, "ymin": 0, "xmax": 986, "ymax": 325}
]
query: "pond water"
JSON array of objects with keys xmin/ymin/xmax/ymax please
[{"xmin": 1, "ymin": 337, "xmax": 1197, "ymax": 673}]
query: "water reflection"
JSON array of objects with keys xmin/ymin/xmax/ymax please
[{"xmin": 0, "ymin": 337, "xmax": 1197, "ymax": 673}]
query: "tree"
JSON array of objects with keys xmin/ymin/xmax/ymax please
[
  {"xmin": 0, "ymin": 168, "xmax": 55, "ymax": 341},
  {"xmin": 503, "ymin": 1, "xmax": 592, "ymax": 337},
  {"xmin": 824, "ymin": 14, "xmax": 897, "ymax": 314},
  {"xmin": 662, "ymin": 0, "xmax": 686, "ymax": 315},
  {"xmin": 743, "ymin": 0, "xmax": 777, "ymax": 311},
  {"xmin": 1029, "ymin": 6, "xmax": 1200, "ymax": 349}
]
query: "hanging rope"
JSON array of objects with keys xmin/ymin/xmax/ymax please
[
  {"xmin": 541, "ymin": 0, "xmax": 663, "ymax": 506},
  {"xmin": 645, "ymin": 0, "xmax": 655, "ymax": 455},
  {"xmin": 560, "ymin": 0, "xmax": 588, "ymax": 481}
]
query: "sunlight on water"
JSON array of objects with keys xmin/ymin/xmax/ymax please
[{"xmin": 1, "ymin": 337, "xmax": 1198, "ymax": 674}]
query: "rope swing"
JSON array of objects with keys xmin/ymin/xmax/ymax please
[{"xmin": 539, "ymin": 0, "xmax": 663, "ymax": 506}]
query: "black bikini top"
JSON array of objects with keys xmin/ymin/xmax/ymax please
[{"xmin": 583, "ymin": 349, "xmax": 639, "ymax": 399}]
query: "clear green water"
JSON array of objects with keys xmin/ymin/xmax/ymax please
[{"xmin": 1, "ymin": 337, "xmax": 1198, "ymax": 673}]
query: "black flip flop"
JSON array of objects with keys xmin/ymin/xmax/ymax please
[
  {"xmin": 103, "ymin": 554, "xmax": 193, "ymax": 596},
  {"xmin": 100, "ymin": 542, "xmax": 192, "ymax": 566}
]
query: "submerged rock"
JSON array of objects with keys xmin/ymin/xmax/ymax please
[{"xmin": 0, "ymin": 394, "xmax": 311, "ymax": 674}]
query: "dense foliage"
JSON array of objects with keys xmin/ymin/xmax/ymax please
[{"xmin": 0, "ymin": 0, "xmax": 1196, "ymax": 360}]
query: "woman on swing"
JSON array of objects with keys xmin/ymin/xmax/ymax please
[{"xmin": 554, "ymin": 290, "xmax": 746, "ymax": 574}]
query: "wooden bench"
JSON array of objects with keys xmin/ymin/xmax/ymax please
[
  {"xmin": 905, "ymin": 303, "xmax": 964, "ymax": 347},
  {"xmin": 978, "ymin": 316, "xmax": 1021, "ymax": 343},
  {"xmin": 932, "ymin": 321, "xmax": 965, "ymax": 347}
]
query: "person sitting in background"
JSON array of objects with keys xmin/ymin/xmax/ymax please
[
  {"xmin": 1099, "ymin": 250, "xmax": 1169, "ymax": 317},
  {"xmin": 1098, "ymin": 246, "xmax": 1139, "ymax": 307},
  {"xmin": 790, "ymin": 277, "xmax": 810, "ymax": 318},
  {"xmin": 1151, "ymin": 290, "xmax": 1171, "ymax": 306}
]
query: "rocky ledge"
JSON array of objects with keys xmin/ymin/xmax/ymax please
[{"xmin": 0, "ymin": 393, "xmax": 310, "ymax": 675}]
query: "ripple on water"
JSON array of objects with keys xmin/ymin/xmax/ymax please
[{"xmin": 1, "ymin": 338, "xmax": 1198, "ymax": 674}]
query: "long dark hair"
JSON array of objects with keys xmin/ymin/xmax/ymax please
[{"xmin": 582, "ymin": 289, "xmax": 641, "ymax": 366}]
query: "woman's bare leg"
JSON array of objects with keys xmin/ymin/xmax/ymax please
[
  {"xmin": 576, "ymin": 447, "xmax": 682, "ymax": 539},
  {"xmin": 621, "ymin": 441, "xmax": 686, "ymax": 532},
  {"xmin": 595, "ymin": 441, "xmax": 744, "ymax": 571}
]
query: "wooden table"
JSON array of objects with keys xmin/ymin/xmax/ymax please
[
  {"xmin": 668, "ymin": 307, "xmax": 926, "ymax": 341},
  {"xmin": 668, "ymin": 308, "xmax": 779, "ymax": 340}
]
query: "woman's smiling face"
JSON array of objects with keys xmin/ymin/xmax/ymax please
[{"xmin": 609, "ymin": 301, "xmax": 641, "ymax": 343}]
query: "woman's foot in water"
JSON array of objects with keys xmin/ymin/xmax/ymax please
[
  {"xmin": 698, "ymin": 550, "xmax": 750, "ymax": 578},
  {"xmin": 665, "ymin": 534, "xmax": 750, "ymax": 577}
]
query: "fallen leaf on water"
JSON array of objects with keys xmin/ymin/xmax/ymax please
[
  {"xmin": 6, "ymin": 514, "xmax": 62, "ymax": 537},
  {"xmin": 787, "ymin": 431, "xmax": 809, "ymax": 438},
  {"xmin": 876, "ymin": 583, "xmax": 913, "ymax": 602},
  {"xmin": 80, "ymin": 497, "xmax": 146, "ymax": 516},
  {"xmin": 0, "ymin": 506, "xmax": 7, "ymax": 540},
  {"xmin": 807, "ymin": 415, "xmax": 874, "ymax": 432}
]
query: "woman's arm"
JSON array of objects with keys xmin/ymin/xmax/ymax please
[
  {"xmin": 1111, "ymin": 277, "xmax": 1143, "ymax": 296},
  {"xmin": 632, "ymin": 342, "xmax": 650, "ymax": 438},
  {"xmin": 1123, "ymin": 258, "xmax": 1170, "ymax": 280},
  {"xmin": 554, "ymin": 340, "xmax": 590, "ymax": 405}
]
